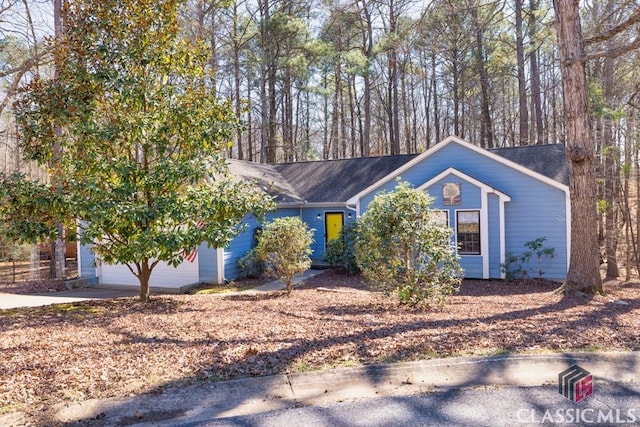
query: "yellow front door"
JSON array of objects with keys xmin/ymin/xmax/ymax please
[{"xmin": 325, "ymin": 212, "xmax": 344, "ymax": 245}]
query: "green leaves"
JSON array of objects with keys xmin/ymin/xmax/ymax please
[
  {"xmin": 11, "ymin": 0, "xmax": 275, "ymax": 300},
  {"xmin": 253, "ymin": 216, "xmax": 314, "ymax": 294},
  {"xmin": 354, "ymin": 180, "xmax": 462, "ymax": 307},
  {"xmin": 0, "ymin": 173, "xmax": 69, "ymax": 244}
]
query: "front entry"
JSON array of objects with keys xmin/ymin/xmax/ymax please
[{"xmin": 325, "ymin": 212, "xmax": 344, "ymax": 247}]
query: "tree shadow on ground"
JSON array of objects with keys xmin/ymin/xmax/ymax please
[
  {"xmin": 457, "ymin": 278, "xmax": 564, "ymax": 296},
  {"xmin": 0, "ymin": 295, "xmax": 191, "ymax": 332},
  {"xmin": 16, "ymin": 274, "xmax": 640, "ymax": 426}
]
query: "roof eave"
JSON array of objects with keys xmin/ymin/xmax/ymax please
[
  {"xmin": 346, "ymin": 136, "xmax": 569, "ymax": 206},
  {"xmin": 276, "ymin": 201, "xmax": 350, "ymax": 209}
]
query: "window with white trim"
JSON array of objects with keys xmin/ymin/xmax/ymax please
[{"xmin": 456, "ymin": 210, "xmax": 480, "ymax": 255}]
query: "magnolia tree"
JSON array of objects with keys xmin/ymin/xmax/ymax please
[
  {"xmin": 9, "ymin": 0, "xmax": 274, "ymax": 302},
  {"xmin": 355, "ymin": 181, "xmax": 462, "ymax": 307},
  {"xmin": 254, "ymin": 216, "xmax": 314, "ymax": 295}
]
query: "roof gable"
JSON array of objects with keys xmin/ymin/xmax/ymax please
[
  {"xmin": 227, "ymin": 136, "xmax": 568, "ymax": 206},
  {"xmin": 346, "ymin": 136, "xmax": 568, "ymax": 205},
  {"xmin": 416, "ymin": 167, "xmax": 511, "ymax": 202}
]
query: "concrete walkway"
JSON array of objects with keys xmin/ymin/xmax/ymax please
[
  {"xmin": 4, "ymin": 351, "xmax": 636, "ymax": 426},
  {"xmin": 0, "ymin": 269, "xmax": 327, "ymax": 310},
  {"xmin": 230, "ymin": 268, "xmax": 328, "ymax": 294},
  {"xmin": 0, "ymin": 287, "xmax": 140, "ymax": 310}
]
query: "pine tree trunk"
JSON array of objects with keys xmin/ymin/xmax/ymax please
[
  {"xmin": 553, "ymin": 0, "xmax": 603, "ymax": 295},
  {"xmin": 529, "ymin": 0, "xmax": 544, "ymax": 144},
  {"xmin": 51, "ymin": 0, "xmax": 65, "ymax": 280},
  {"xmin": 359, "ymin": 0, "xmax": 372, "ymax": 157},
  {"xmin": 515, "ymin": 0, "xmax": 529, "ymax": 145}
]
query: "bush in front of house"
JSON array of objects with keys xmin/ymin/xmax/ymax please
[
  {"xmin": 253, "ymin": 216, "xmax": 314, "ymax": 294},
  {"xmin": 325, "ymin": 222, "xmax": 360, "ymax": 274},
  {"xmin": 354, "ymin": 180, "xmax": 462, "ymax": 307},
  {"xmin": 501, "ymin": 237, "xmax": 556, "ymax": 280},
  {"xmin": 237, "ymin": 249, "xmax": 265, "ymax": 278}
]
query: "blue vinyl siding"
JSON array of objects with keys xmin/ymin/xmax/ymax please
[
  {"xmin": 425, "ymin": 180, "xmax": 481, "ymax": 209},
  {"xmin": 223, "ymin": 215, "xmax": 263, "ymax": 281},
  {"xmin": 223, "ymin": 209, "xmax": 303, "ymax": 281},
  {"xmin": 301, "ymin": 208, "xmax": 326, "ymax": 258},
  {"xmin": 459, "ymin": 256, "xmax": 483, "ymax": 278},
  {"xmin": 198, "ymin": 243, "xmax": 219, "ymax": 283},
  {"xmin": 503, "ymin": 191, "xmax": 567, "ymax": 279},
  {"xmin": 359, "ymin": 140, "xmax": 568, "ymax": 280}
]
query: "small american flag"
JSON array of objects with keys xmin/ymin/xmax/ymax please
[
  {"xmin": 182, "ymin": 247, "xmax": 198, "ymax": 263},
  {"xmin": 182, "ymin": 221, "xmax": 205, "ymax": 263}
]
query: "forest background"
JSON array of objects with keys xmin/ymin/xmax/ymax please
[{"xmin": 0, "ymin": 0, "xmax": 638, "ymax": 281}]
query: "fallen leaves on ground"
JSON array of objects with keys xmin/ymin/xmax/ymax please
[
  {"xmin": 0, "ymin": 278, "xmax": 67, "ymax": 294},
  {"xmin": 1, "ymin": 270, "xmax": 639, "ymax": 420}
]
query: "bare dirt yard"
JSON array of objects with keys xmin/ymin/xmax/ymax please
[{"xmin": 1, "ymin": 270, "xmax": 639, "ymax": 421}]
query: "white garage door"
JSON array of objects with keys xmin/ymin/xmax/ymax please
[{"xmin": 99, "ymin": 256, "xmax": 199, "ymax": 290}]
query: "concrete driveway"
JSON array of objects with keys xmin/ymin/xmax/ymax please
[
  {"xmin": 0, "ymin": 269, "xmax": 327, "ymax": 310},
  {"xmin": 0, "ymin": 287, "xmax": 139, "ymax": 310}
]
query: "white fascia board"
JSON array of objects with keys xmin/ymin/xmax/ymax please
[
  {"xmin": 499, "ymin": 195, "xmax": 508, "ymax": 279},
  {"xmin": 416, "ymin": 167, "xmax": 511, "ymax": 202},
  {"xmin": 277, "ymin": 202, "xmax": 348, "ymax": 209},
  {"xmin": 346, "ymin": 135, "xmax": 567, "ymax": 206}
]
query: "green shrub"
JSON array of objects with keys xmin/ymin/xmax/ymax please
[
  {"xmin": 354, "ymin": 180, "xmax": 462, "ymax": 307},
  {"xmin": 238, "ymin": 249, "xmax": 265, "ymax": 278},
  {"xmin": 325, "ymin": 222, "xmax": 359, "ymax": 274},
  {"xmin": 501, "ymin": 237, "xmax": 555, "ymax": 280},
  {"xmin": 254, "ymin": 217, "xmax": 314, "ymax": 294}
]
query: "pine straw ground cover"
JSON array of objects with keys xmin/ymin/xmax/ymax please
[{"xmin": 1, "ymin": 270, "xmax": 639, "ymax": 420}]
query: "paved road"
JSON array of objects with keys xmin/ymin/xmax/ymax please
[
  {"xmin": 28, "ymin": 352, "xmax": 634, "ymax": 427},
  {"xmin": 140, "ymin": 381, "xmax": 640, "ymax": 427}
]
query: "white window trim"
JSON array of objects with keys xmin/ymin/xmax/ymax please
[
  {"xmin": 455, "ymin": 208, "xmax": 483, "ymax": 256},
  {"xmin": 419, "ymin": 169, "xmax": 510, "ymax": 279}
]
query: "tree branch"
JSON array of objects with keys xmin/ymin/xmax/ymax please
[
  {"xmin": 584, "ymin": 8, "xmax": 640, "ymax": 46},
  {"xmin": 584, "ymin": 34, "xmax": 640, "ymax": 61}
]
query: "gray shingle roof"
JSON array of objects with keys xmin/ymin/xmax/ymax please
[
  {"xmin": 273, "ymin": 155, "xmax": 419, "ymax": 203},
  {"xmin": 489, "ymin": 144, "xmax": 569, "ymax": 185},
  {"xmin": 226, "ymin": 144, "xmax": 568, "ymax": 205},
  {"xmin": 227, "ymin": 159, "xmax": 304, "ymax": 203}
]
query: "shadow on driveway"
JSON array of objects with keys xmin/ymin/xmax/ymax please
[{"xmin": 0, "ymin": 287, "xmax": 139, "ymax": 310}]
